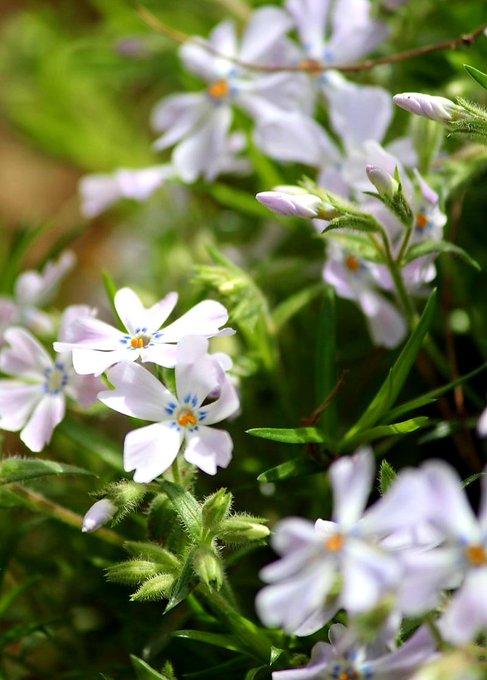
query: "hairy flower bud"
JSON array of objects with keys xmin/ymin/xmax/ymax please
[
  {"xmin": 202, "ymin": 488, "xmax": 232, "ymax": 529},
  {"xmin": 256, "ymin": 190, "xmax": 322, "ymax": 218},
  {"xmin": 220, "ymin": 516, "xmax": 270, "ymax": 543},
  {"xmin": 393, "ymin": 93, "xmax": 465, "ymax": 124},
  {"xmin": 193, "ymin": 546, "xmax": 224, "ymax": 590},
  {"xmin": 366, "ymin": 165, "xmax": 399, "ymax": 199},
  {"xmin": 82, "ymin": 498, "xmax": 116, "ymax": 533}
]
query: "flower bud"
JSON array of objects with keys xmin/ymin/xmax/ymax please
[
  {"xmin": 256, "ymin": 190, "xmax": 322, "ymax": 218},
  {"xmin": 366, "ymin": 165, "xmax": 399, "ymax": 199},
  {"xmin": 393, "ymin": 93, "xmax": 465, "ymax": 124},
  {"xmin": 193, "ymin": 546, "xmax": 224, "ymax": 590},
  {"xmin": 201, "ymin": 488, "xmax": 232, "ymax": 529},
  {"xmin": 220, "ymin": 516, "xmax": 270, "ymax": 543},
  {"xmin": 82, "ymin": 498, "xmax": 116, "ymax": 533}
]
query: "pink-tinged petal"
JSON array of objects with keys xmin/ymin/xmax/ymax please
[
  {"xmin": 286, "ymin": 0, "xmax": 329, "ymax": 59},
  {"xmin": 397, "ymin": 548, "xmax": 459, "ymax": 616},
  {"xmin": 99, "ymin": 362, "xmax": 175, "ymax": 421},
  {"xmin": 20, "ymin": 394, "xmax": 65, "ymax": 452},
  {"xmin": 254, "ymin": 113, "xmax": 340, "ymax": 167},
  {"xmin": 71, "ymin": 347, "xmax": 135, "ymax": 376},
  {"xmin": 140, "ymin": 343, "xmax": 178, "ymax": 368},
  {"xmin": 79, "ymin": 173, "xmax": 124, "ymax": 218},
  {"xmin": 293, "ymin": 605, "xmax": 337, "ymax": 637},
  {"xmin": 322, "ymin": 259, "xmax": 356, "ymax": 301},
  {"xmin": 162, "ymin": 300, "xmax": 229, "ymax": 342},
  {"xmin": 66, "ymin": 372, "xmax": 105, "ymax": 407},
  {"xmin": 423, "ymin": 461, "xmax": 478, "ymax": 539},
  {"xmin": 0, "ymin": 381, "xmax": 41, "ymax": 431},
  {"xmin": 272, "ymin": 517, "xmax": 320, "ymax": 556},
  {"xmin": 325, "ymin": 77, "xmax": 392, "ymax": 149},
  {"xmin": 239, "ymin": 7, "xmax": 292, "ymax": 63},
  {"xmin": 114, "ymin": 288, "xmax": 178, "ymax": 336},
  {"xmin": 330, "ymin": 448, "xmax": 374, "ymax": 527},
  {"xmin": 115, "ymin": 165, "xmax": 173, "ymax": 201},
  {"xmin": 368, "ymin": 626, "xmax": 437, "ymax": 679},
  {"xmin": 152, "ymin": 93, "xmax": 211, "ymax": 147},
  {"xmin": 238, "ymin": 71, "xmax": 314, "ymax": 119},
  {"xmin": 273, "ymin": 641, "xmax": 334, "ymax": 678},
  {"xmin": 54, "ymin": 316, "xmax": 126, "ymax": 350},
  {"xmin": 0, "ymin": 297, "xmax": 17, "ymax": 333},
  {"xmin": 172, "ymin": 105, "xmax": 233, "ymax": 182},
  {"xmin": 200, "ymin": 377, "xmax": 239, "ymax": 425},
  {"xmin": 1, "ymin": 327, "xmax": 52, "ymax": 379},
  {"xmin": 184, "ymin": 426, "xmax": 232, "ymax": 475},
  {"xmin": 439, "ymin": 569, "xmax": 487, "ymax": 645},
  {"xmin": 15, "ymin": 251, "xmax": 75, "ymax": 307},
  {"xmin": 358, "ymin": 290, "xmax": 407, "ymax": 349},
  {"xmin": 58, "ymin": 305, "xmax": 95, "ymax": 344},
  {"xmin": 329, "ymin": 0, "xmax": 388, "ymax": 64},
  {"xmin": 124, "ymin": 422, "xmax": 183, "ymax": 483}
]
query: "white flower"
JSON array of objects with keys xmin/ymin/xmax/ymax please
[
  {"xmin": 0, "ymin": 307, "xmax": 103, "ymax": 452},
  {"xmin": 98, "ymin": 336, "xmax": 239, "ymax": 482},
  {"xmin": 54, "ymin": 287, "xmax": 232, "ymax": 376}
]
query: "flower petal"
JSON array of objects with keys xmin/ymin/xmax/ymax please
[
  {"xmin": 239, "ymin": 7, "xmax": 292, "ymax": 63},
  {"xmin": 20, "ymin": 394, "xmax": 65, "ymax": 452},
  {"xmin": 71, "ymin": 347, "xmax": 135, "ymax": 376},
  {"xmin": 330, "ymin": 448, "xmax": 374, "ymax": 527},
  {"xmin": 54, "ymin": 316, "xmax": 126, "ymax": 351},
  {"xmin": 0, "ymin": 381, "xmax": 41, "ymax": 431},
  {"xmin": 200, "ymin": 377, "xmax": 239, "ymax": 425},
  {"xmin": 124, "ymin": 422, "xmax": 183, "ymax": 483},
  {"xmin": 114, "ymin": 288, "xmax": 178, "ymax": 335},
  {"xmin": 151, "ymin": 93, "xmax": 210, "ymax": 147},
  {"xmin": 162, "ymin": 300, "xmax": 229, "ymax": 342},
  {"xmin": 1, "ymin": 327, "xmax": 52, "ymax": 379},
  {"xmin": 439, "ymin": 569, "xmax": 487, "ymax": 645},
  {"xmin": 100, "ymin": 362, "xmax": 175, "ymax": 421},
  {"xmin": 184, "ymin": 426, "xmax": 233, "ymax": 475}
]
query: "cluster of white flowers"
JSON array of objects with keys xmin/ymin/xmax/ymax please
[
  {"xmin": 0, "ymin": 264, "xmax": 239, "ymax": 481},
  {"xmin": 257, "ymin": 448, "xmax": 487, "ymax": 677}
]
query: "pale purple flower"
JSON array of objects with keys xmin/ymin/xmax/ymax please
[
  {"xmin": 393, "ymin": 93, "xmax": 465, "ymax": 124},
  {"xmin": 98, "ymin": 336, "xmax": 240, "ymax": 482},
  {"xmin": 0, "ymin": 251, "xmax": 75, "ymax": 340},
  {"xmin": 323, "ymin": 243, "xmax": 407, "ymax": 349},
  {"xmin": 273, "ymin": 623, "xmax": 436, "ymax": 680},
  {"xmin": 0, "ymin": 307, "xmax": 103, "ymax": 452},
  {"xmin": 256, "ymin": 189, "xmax": 322, "ymax": 218},
  {"xmin": 151, "ymin": 9, "xmax": 312, "ymax": 182},
  {"xmin": 256, "ymin": 449, "xmax": 403, "ymax": 635},
  {"xmin": 54, "ymin": 287, "xmax": 232, "ymax": 376},
  {"xmin": 82, "ymin": 498, "xmax": 117, "ymax": 533},
  {"xmin": 79, "ymin": 165, "xmax": 176, "ymax": 218}
]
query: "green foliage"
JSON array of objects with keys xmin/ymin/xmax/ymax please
[{"xmin": 0, "ymin": 457, "xmax": 93, "ymax": 484}]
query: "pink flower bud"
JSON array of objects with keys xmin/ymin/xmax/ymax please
[
  {"xmin": 256, "ymin": 190, "xmax": 322, "ymax": 218},
  {"xmin": 393, "ymin": 93, "xmax": 463, "ymax": 124},
  {"xmin": 82, "ymin": 499, "xmax": 117, "ymax": 533},
  {"xmin": 366, "ymin": 165, "xmax": 399, "ymax": 199}
]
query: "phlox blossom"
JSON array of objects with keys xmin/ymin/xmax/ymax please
[
  {"xmin": 54, "ymin": 287, "xmax": 232, "ymax": 376},
  {"xmin": 0, "ymin": 306, "xmax": 103, "ymax": 452},
  {"xmin": 98, "ymin": 336, "xmax": 239, "ymax": 482}
]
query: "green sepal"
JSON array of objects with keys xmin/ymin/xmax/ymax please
[
  {"xmin": 106, "ymin": 560, "xmax": 169, "ymax": 586},
  {"xmin": 379, "ymin": 460, "xmax": 397, "ymax": 495},
  {"xmin": 159, "ymin": 480, "xmax": 202, "ymax": 540},
  {"xmin": 164, "ymin": 548, "xmax": 196, "ymax": 612},
  {"xmin": 123, "ymin": 541, "xmax": 180, "ymax": 569},
  {"xmin": 130, "ymin": 573, "xmax": 176, "ymax": 601}
]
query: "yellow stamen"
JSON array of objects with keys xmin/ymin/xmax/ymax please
[
  {"xmin": 208, "ymin": 80, "xmax": 230, "ymax": 99},
  {"xmin": 325, "ymin": 534, "xmax": 345, "ymax": 552},
  {"xmin": 345, "ymin": 255, "xmax": 360, "ymax": 272},
  {"xmin": 130, "ymin": 337, "xmax": 147, "ymax": 349},
  {"xmin": 465, "ymin": 544, "xmax": 487, "ymax": 567},
  {"xmin": 415, "ymin": 213, "xmax": 428, "ymax": 230},
  {"xmin": 178, "ymin": 411, "xmax": 197, "ymax": 428}
]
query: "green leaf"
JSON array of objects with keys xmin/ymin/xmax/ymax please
[
  {"xmin": 403, "ymin": 240, "xmax": 480, "ymax": 271},
  {"xmin": 159, "ymin": 480, "xmax": 202, "ymax": 540},
  {"xmin": 384, "ymin": 361, "xmax": 487, "ymax": 423},
  {"xmin": 345, "ymin": 417, "xmax": 430, "ymax": 448},
  {"xmin": 130, "ymin": 573, "xmax": 175, "ymax": 601},
  {"xmin": 247, "ymin": 427, "xmax": 327, "ymax": 444},
  {"xmin": 172, "ymin": 630, "xmax": 254, "ymax": 656},
  {"xmin": 123, "ymin": 541, "xmax": 180, "ymax": 569},
  {"xmin": 322, "ymin": 215, "xmax": 380, "ymax": 234},
  {"xmin": 57, "ymin": 419, "xmax": 123, "ymax": 470},
  {"xmin": 343, "ymin": 290, "xmax": 437, "ymax": 445},
  {"xmin": 208, "ymin": 183, "xmax": 269, "ymax": 218},
  {"xmin": 102, "ymin": 270, "xmax": 122, "ymax": 326},
  {"xmin": 463, "ymin": 472, "xmax": 487, "ymax": 489},
  {"xmin": 130, "ymin": 655, "xmax": 170, "ymax": 680},
  {"xmin": 0, "ymin": 457, "xmax": 94, "ymax": 485},
  {"xmin": 464, "ymin": 64, "xmax": 487, "ymax": 90},
  {"xmin": 315, "ymin": 285, "xmax": 337, "ymax": 439},
  {"xmin": 164, "ymin": 549, "xmax": 195, "ymax": 613},
  {"xmin": 379, "ymin": 460, "xmax": 397, "ymax": 496},
  {"xmin": 272, "ymin": 283, "xmax": 325, "ymax": 331},
  {"xmin": 326, "ymin": 233, "xmax": 385, "ymax": 263},
  {"xmin": 257, "ymin": 457, "xmax": 323, "ymax": 483}
]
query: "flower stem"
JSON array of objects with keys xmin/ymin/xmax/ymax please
[{"xmin": 171, "ymin": 457, "xmax": 181, "ymax": 485}]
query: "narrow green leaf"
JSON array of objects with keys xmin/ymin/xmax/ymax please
[
  {"xmin": 172, "ymin": 630, "xmax": 253, "ymax": 656},
  {"xmin": 384, "ymin": 361, "xmax": 487, "ymax": 423},
  {"xmin": 345, "ymin": 417, "xmax": 430, "ymax": 448},
  {"xmin": 159, "ymin": 480, "xmax": 202, "ymax": 540},
  {"xmin": 463, "ymin": 472, "xmax": 487, "ymax": 489},
  {"xmin": 257, "ymin": 457, "xmax": 323, "ymax": 483},
  {"xmin": 245, "ymin": 667, "xmax": 267, "ymax": 680},
  {"xmin": 379, "ymin": 460, "xmax": 397, "ymax": 496},
  {"xmin": 247, "ymin": 427, "xmax": 327, "ymax": 444},
  {"xmin": 464, "ymin": 64, "xmax": 487, "ymax": 90},
  {"xmin": 315, "ymin": 285, "xmax": 337, "ymax": 439},
  {"xmin": 164, "ymin": 549, "xmax": 195, "ymax": 613},
  {"xmin": 130, "ymin": 655, "xmax": 170, "ymax": 680},
  {"xmin": 272, "ymin": 283, "xmax": 325, "ymax": 331},
  {"xmin": 102, "ymin": 270, "xmax": 122, "ymax": 326},
  {"xmin": 184, "ymin": 658, "xmax": 248, "ymax": 679},
  {"xmin": 58, "ymin": 419, "xmax": 123, "ymax": 470},
  {"xmin": 343, "ymin": 290, "xmax": 437, "ymax": 443},
  {"xmin": 0, "ymin": 457, "xmax": 94, "ymax": 485},
  {"xmin": 403, "ymin": 240, "xmax": 480, "ymax": 270}
]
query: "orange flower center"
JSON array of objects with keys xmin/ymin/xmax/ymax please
[
  {"xmin": 208, "ymin": 80, "xmax": 230, "ymax": 99},
  {"xmin": 325, "ymin": 533, "xmax": 345, "ymax": 552},
  {"xmin": 465, "ymin": 544, "xmax": 487, "ymax": 567},
  {"xmin": 177, "ymin": 410, "xmax": 198, "ymax": 428},
  {"xmin": 345, "ymin": 255, "xmax": 360, "ymax": 272},
  {"xmin": 415, "ymin": 212, "xmax": 428, "ymax": 230},
  {"xmin": 130, "ymin": 337, "xmax": 145, "ymax": 349}
]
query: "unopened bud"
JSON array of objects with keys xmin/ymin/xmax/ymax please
[
  {"xmin": 393, "ymin": 93, "xmax": 465, "ymax": 124},
  {"xmin": 220, "ymin": 516, "xmax": 270, "ymax": 543},
  {"xmin": 82, "ymin": 498, "xmax": 116, "ymax": 533},
  {"xmin": 256, "ymin": 190, "xmax": 322, "ymax": 218},
  {"xmin": 202, "ymin": 488, "xmax": 232, "ymax": 529},
  {"xmin": 366, "ymin": 165, "xmax": 399, "ymax": 199},
  {"xmin": 193, "ymin": 546, "xmax": 223, "ymax": 590}
]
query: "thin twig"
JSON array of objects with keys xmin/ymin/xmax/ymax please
[
  {"xmin": 302, "ymin": 369, "xmax": 349, "ymax": 428},
  {"xmin": 138, "ymin": 6, "xmax": 487, "ymax": 75}
]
